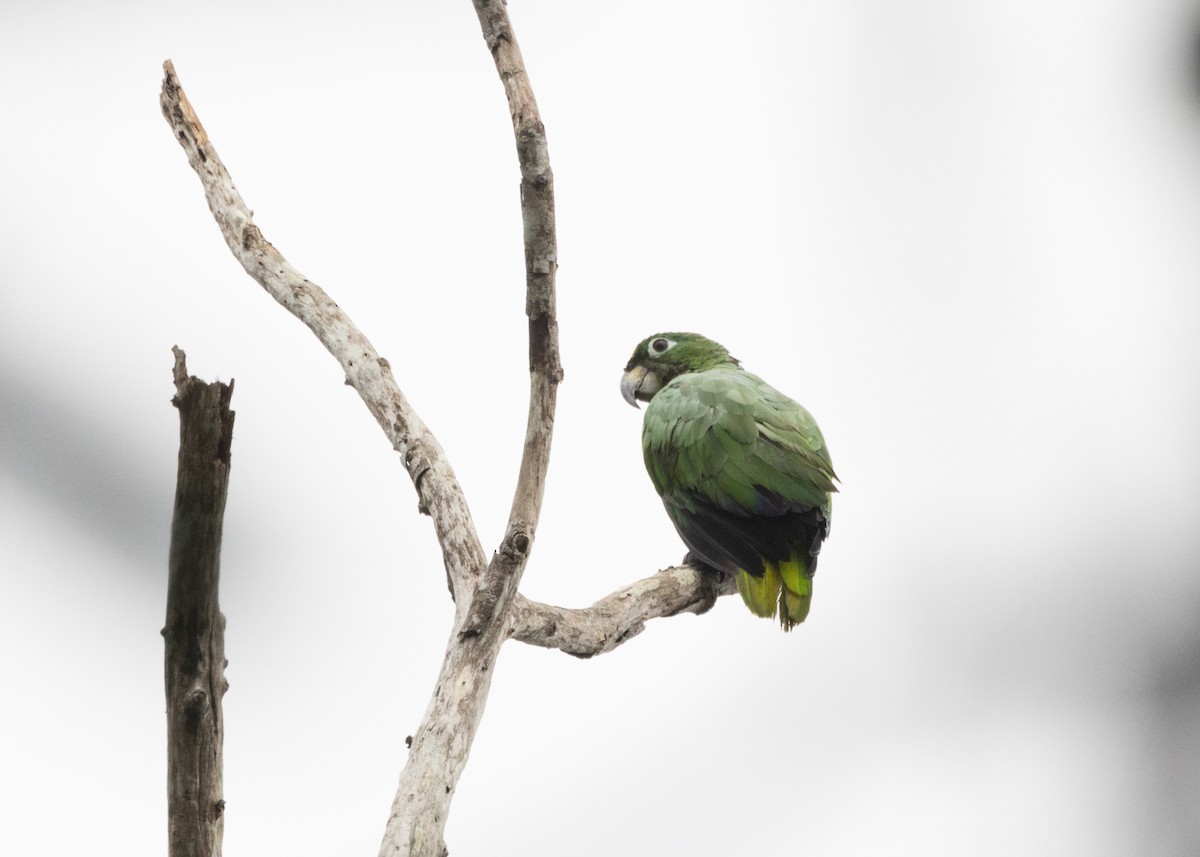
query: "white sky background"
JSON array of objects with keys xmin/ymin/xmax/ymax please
[{"xmin": 2, "ymin": 0, "xmax": 1199, "ymax": 854}]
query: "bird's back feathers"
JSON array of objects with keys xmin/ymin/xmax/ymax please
[{"xmin": 641, "ymin": 368, "xmax": 835, "ymax": 629}]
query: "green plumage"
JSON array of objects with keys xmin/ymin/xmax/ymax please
[{"xmin": 621, "ymin": 333, "xmax": 836, "ymax": 630}]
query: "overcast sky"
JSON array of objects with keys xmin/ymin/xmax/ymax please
[{"xmin": 3, "ymin": 1, "xmax": 1199, "ymax": 855}]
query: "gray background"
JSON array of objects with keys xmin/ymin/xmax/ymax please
[{"xmin": 2, "ymin": 1, "xmax": 1198, "ymax": 854}]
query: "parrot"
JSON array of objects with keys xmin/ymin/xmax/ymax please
[{"xmin": 620, "ymin": 332, "xmax": 836, "ymax": 630}]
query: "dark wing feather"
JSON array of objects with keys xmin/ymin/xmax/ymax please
[{"xmin": 666, "ymin": 498, "xmax": 828, "ymax": 579}]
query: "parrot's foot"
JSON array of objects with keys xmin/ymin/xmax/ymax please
[
  {"xmin": 682, "ymin": 551, "xmax": 725, "ymax": 579},
  {"xmin": 681, "ymin": 552, "xmax": 725, "ymax": 615}
]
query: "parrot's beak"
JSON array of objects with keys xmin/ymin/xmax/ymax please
[{"xmin": 620, "ymin": 365, "xmax": 660, "ymax": 408}]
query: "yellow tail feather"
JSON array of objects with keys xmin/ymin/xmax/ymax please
[
  {"xmin": 736, "ymin": 564, "xmax": 782, "ymax": 619},
  {"xmin": 735, "ymin": 556, "xmax": 813, "ymax": 631}
]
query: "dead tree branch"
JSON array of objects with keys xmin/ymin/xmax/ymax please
[
  {"xmin": 159, "ymin": 62, "xmax": 486, "ymax": 597},
  {"xmin": 159, "ymin": 45, "xmax": 552, "ymax": 853},
  {"xmin": 164, "ymin": 346, "xmax": 233, "ymax": 857},
  {"xmin": 161, "ymin": 62, "xmax": 488, "ymax": 857},
  {"xmin": 381, "ymin": 3, "xmax": 562, "ymax": 853},
  {"xmin": 160, "ymin": 3, "xmax": 735, "ymax": 853},
  {"xmin": 461, "ymin": 0, "xmax": 562, "ymax": 637},
  {"xmin": 510, "ymin": 566, "xmax": 739, "ymax": 657}
]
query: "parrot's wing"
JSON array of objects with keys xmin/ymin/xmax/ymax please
[{"xmin": 642, "ymin": 369, "xmax": 835, "ymax": 577}]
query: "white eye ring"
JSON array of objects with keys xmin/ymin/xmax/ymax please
[{"xmin": 650, "ymin": 337, "xmax": 673, "ymax": 354}]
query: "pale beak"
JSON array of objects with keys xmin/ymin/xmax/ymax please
[{"xmin": 620, "ymin": 365, "xmax": 660, "ymax": 408}]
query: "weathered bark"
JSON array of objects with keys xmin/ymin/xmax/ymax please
[
  {"xmin": 159, "ymin": 62, "xmax": 486, "ymax": 598},
  {"xmin": 159, "ymin": 3, "xmax": 739, "ymax": 852},
  {"xmin": 460, "ymin": 0, "xmax": 562, "ymax": 638},
  {"xmin": 378, "ymin": 3, "xmax": 562, "ymax": 854},
  {"xmin": 164, "ymin": 346, "xmax": 233, "ymax": 857},
  {"xmin": 510, "ymin": 566, "xmax": 739, "ymax": 657}
]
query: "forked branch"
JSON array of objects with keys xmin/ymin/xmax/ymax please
[
  {"xmin": 161, "ymin": 60, "xmax": 493, "ymax": 857},
  {"xmin": 160, "ymin": 3, "xmax": 735, "ymax": 854},
  {"xmin": 461, "ymin": 0, "xmax": 562, "ymax": 636}
]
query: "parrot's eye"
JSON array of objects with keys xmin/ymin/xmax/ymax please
[{"xmin": 651, "ymin": 338, "xmax": 671, "ymax": 354}]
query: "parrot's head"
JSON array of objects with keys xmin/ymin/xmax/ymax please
[{"xmin": 620, "ymin": 332, "xmax": 739, "ymax": 408}]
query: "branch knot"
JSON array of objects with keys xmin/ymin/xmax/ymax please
[{"xmin": 503, "ymin": 530, "xmax": 531, "ymax": 559}]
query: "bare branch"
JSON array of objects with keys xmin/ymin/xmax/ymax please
[
  {"xmin": 160, "ymin": 36, "xmax": 560, "ymax": 851},
  {"xmin": 510, "ymin": 567, "xmax": 740, "ymax": 657},
  {"xmin": 379, "ymin": 2, "xmax": 562, "ymax": 852},
  {"xmin": 159, "ymin": 62, "xmax": 486, "ymax": 596},
  {"xmin": 161, "ymin": 67, "xmax": 499, "ymax": 856},
  {"xmin": 164, "ymin": 347, "xmax": 232, "ymax": 857},
  {"xmin": 461, "ymin": 0, "xmax": 562, "ymax": 636}
]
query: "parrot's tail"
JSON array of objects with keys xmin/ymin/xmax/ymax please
[
  {"xmin": 777, "ymin": 556, "xmax": 813, "ymax": 631},
  {"xmin": 735, "ymin": 555, "xmax": 813, "ymax": 631}
]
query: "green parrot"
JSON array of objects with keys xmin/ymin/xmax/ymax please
[{"xmin": 621, "ymin": 332, "xmax": 836, "ymax": 630}]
